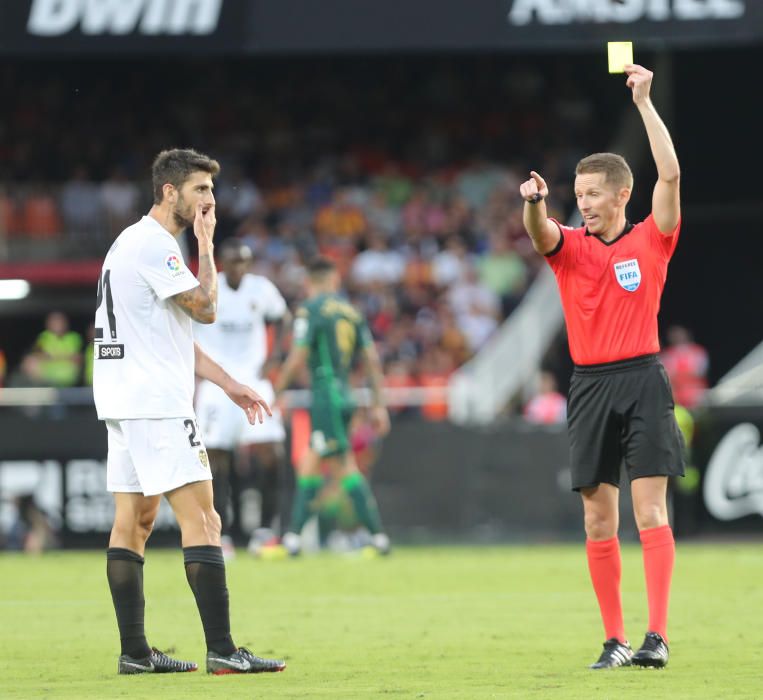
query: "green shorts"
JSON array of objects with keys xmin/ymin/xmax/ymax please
[{"xmin": 309, "ymin": 389, "xmax": 354, "ymax": 458}]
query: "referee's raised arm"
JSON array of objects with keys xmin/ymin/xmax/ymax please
[
  {"xmin": 519, "ymin": 170, "xmax": 561, "ymax": 255},
  {"xmin": 625, "ymin": 64, "xmax": 681, "ymax": 235}
]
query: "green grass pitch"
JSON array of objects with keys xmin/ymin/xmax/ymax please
[{"xmin": 2, "ymin": 544, "xmax": 763, "ymax": 699}]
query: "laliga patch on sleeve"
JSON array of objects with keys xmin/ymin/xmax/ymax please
[
  {"xmin": 164, "ymin": 254, "xmax": 188, "ymax": 278},
  {"xmin": 607, "ymin": 42, "xmax": 633, "ymax": 74}
]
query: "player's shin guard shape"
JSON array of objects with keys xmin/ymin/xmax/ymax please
[
  {"xmin": 183, "ymin": 545, "xmax": 236, "ymax": 656},
  {"xmin": 289, "ymin": 475, "xmax": 324, "ymax": 533},
  {"xmin": 341, "ymin": 472, "xmax": 383, "ymax": 535},
  {"xmin": 639, "ymin": 525, "xmax": 675, "ymax": 642},
  {"xmin": 106, "ymin": 547, "xmax": 152, "ymax": 659},
  {"xmin": 586, "ymin": 537, "xmax": 626, "ymax": 643}
]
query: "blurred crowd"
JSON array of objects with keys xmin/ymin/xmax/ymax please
[
  {"xmin": 0, "ymin": 57, "xmax": 715, "ymax": 551},
  {"xmin": 0, "ymin": 56, "xmax": 620, "ymax": 412}
]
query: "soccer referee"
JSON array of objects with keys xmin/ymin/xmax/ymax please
[{"xmin": 520, "ymin": 65, "xmax": 683, "ymax": 670}]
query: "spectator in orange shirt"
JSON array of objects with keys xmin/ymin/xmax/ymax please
[
  {"xmin": 314, "ymin": 188, "xmax": 367, "ymax": 240},
  {"xmin": 416, "ymin": 346, "xmax": 454, "ymax": 421},
  {"xmin": 21, "ymin": 186, "xmax": 62, "ymax": 238}
]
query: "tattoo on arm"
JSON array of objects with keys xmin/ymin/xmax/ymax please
[
  {"xmin": 197, "ymin": 252, "xmax": 218, "ymax": 306},
  {"xmin": 173, "ymin": 287, "xmax": 216, "ymax": 323},
  {"xmin": 172, "ymin": 253, "xmax": 218, "ymax": 323}
]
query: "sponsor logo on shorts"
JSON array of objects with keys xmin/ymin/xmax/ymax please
[
  {"xmin": 613, "ymin": 258, "xmax": 641, "ymax": 292},
  {"xmin": 198, "ymin": 449, "xmax": 209, "ymax": 469},
  {"xmin": 96, "ymin": 343, "xmax": 125, "ymax": 359}
]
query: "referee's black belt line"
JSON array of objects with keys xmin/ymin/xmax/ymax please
[{"xmin": 573, "ymin": 353, "xmax": 659, "ymax": 376}]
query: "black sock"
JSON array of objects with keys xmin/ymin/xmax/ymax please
[
  {"xmin": 106, "ymin": 547, "xmax": 151, "ymax": 659},
  {"xmin": 183, "ymin": 545, "xmax": 237, "ymax": 656}
]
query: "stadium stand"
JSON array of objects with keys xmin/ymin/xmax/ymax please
[{"xmin": 0, "ymin": 56, "xmax": 614, "ymax": 406}]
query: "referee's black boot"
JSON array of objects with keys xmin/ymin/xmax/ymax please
[
  {"xmin": 632, "ymin": 631, "xmax": 669, "ymax": 668},
  {"xmin": 589, "ymin": 638, "xmax": 633, "ymax": 669}
]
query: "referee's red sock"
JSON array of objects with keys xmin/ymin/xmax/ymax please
[
  {"xmin": 639, "ymin": 524, "xmax": 675, "ymax": 642},
  {"xmin": 586, "ymin": 536, "xmax": 626, "ymax": 643}
]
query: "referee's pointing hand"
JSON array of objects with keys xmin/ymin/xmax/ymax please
[{"xmin": 519, "ymin": 170, "xmax": 549, "ymax": 203}]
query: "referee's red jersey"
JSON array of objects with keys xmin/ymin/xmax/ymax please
[{"xmin": 546, "ymin": 213, "xmax": 681, "ymax": 365}]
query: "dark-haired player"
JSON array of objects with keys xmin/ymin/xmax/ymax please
[{"xmin": 93, "ymin": 148, "xmax": 285, "ymax": 675}]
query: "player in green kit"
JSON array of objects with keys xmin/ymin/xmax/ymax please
[{"xmin": 275, "ymin": 257, "xmax": 391, "ymax": 555}]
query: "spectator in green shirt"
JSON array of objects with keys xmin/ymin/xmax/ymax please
[
  {"xmin": 33, "ymin": 311, "xmax": 82, "ymax": 387},
  {"xmin": 479, "ymin": 231, "xmax": 528, "ymax": 316}
]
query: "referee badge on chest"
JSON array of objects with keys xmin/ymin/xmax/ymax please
[{"xmin": 613, "ymin": 259, "xmax": 641, "ymax": 292}]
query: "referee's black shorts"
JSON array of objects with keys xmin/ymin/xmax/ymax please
[{"xmin": 567, "ymin": 353, "xmax": 685, "ymax": 492}]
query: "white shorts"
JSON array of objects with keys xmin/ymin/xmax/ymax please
[
  {"xmin": 195, "ymin": 378, "xmax": 286, "ymax": 450},
  {"xmin": 106, "ymin": 417, "xmax": 212, "ymax": 496}
]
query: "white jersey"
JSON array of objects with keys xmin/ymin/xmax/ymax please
[
  {"xmin": 93, "ymin": 215, "xmax": 200, "ymax": 420},
  {"xmin": 193, "ymin": 272, "xmax": 287, "ymax": 381}
]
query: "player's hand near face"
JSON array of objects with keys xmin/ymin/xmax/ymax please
[
  {"xmin": 519, "ymin": 171, "xmax": 549, "ymax": 203},
  {"xmin": 625, "ymin": 64, "xmax": 653, "ymax": 105},
  {"xmin": 224, "ymin": 380, "xmax": 273, "ymax": 425},
  {"xmin": 193, "ymin": 201, "xmax": 216, "ymax": 248}
]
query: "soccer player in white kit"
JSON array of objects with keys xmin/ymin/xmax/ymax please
[
  {"xmin": 194, "ymin": 239, "xmax": 291, "ymax": 556},
  {"xmin": 93, "ymin": 148, "xmax": 286, "ymax": 675}
]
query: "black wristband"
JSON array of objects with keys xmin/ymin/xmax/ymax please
[{"xmin": 526, "ymin": 193, "xmax": 544, "ymax": 204}]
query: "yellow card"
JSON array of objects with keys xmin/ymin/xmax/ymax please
[{"xmin": 607, "ymin": 41, "xmax": 633, "ymax": 73}]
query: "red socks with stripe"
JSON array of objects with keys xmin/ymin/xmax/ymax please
[
  {"xmin": 586, "ymin": 537, "xmax": 625, "ymax": 643},
  {"xmin": 639, "ymin": 524, "xmax": 675, "ymax": 642}
]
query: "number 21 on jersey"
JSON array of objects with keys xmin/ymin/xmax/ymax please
[{"xmin": 95, "ymin": 269, "xmax": 125, "ymax": 359}]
